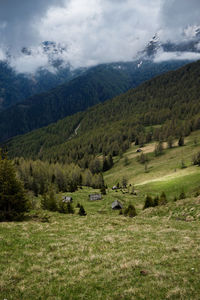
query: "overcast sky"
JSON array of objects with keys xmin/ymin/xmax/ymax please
[{"xmin": 0, "ymin": 0, "xmax": 200, "ymax": 73}]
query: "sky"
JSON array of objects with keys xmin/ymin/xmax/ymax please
[{"xmin": 0, "ymin": 0, "xmax": 200, "ymax": 73}]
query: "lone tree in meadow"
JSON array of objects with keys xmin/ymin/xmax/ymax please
[
  {"xmin": 178, "ymin": 136, "xmax": 184, "ymax": 147},
  {"xmin": 143, "ymin": 195, "xmax": 154, "ymax": 209},
  {"xmin": 124, "ymin": 204, "xmax": 137, "ymax": 217},
  {"xmin": 79, "ymin": 205, "xmax": 87, "ymax": 216},
  {"xmin": 0, "ymin": 152, "xmax": 29, "ymax": 221},
  {"xmin": 159, "ymin": 192, "xmax": 167, "ymax": 205}
]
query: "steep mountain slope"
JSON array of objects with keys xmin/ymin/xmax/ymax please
[
  {"xmin": 7, "ymin": 60, "xmax": 200, "ymax": 164},
  {"xmin": 0, "ymin": 61, "xmax": 85, "ymax": 111},
  {"xmin": 0, "ymin": 60, "xmax": 190, "ymax": 142}
]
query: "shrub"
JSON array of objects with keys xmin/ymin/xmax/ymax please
[
  {"xmin": 79, "ymin": 205, "xmax": 87, "ymax": 216},
  {"xmin": 143, "ymin": 195, "xmax": 154, "ymax": 209},
  {"xmin": 100, "ymin": 185, "xmax": 106, "ymax": 195},
  {"xmin": 178, "ymin": 136, "xmax": 184, "ymax": 147},
  {"xmin": 153, "ymin": 196, "xmax": 159, "ymax": 207},
  {"xmin": 124, "ymin": 204, "xmax": 137, "ymax": 217},
  {"xmin": 192, "ymin": 151, "xmax": 200, "ymax": 166},
  {"xmin": 41, "ymin": 187, "xmax": 57, "ymax": 212},
  {"xmin": 159, "ymin": 192, "xmax": 167, "ymax": 205},
  {"xmin": 179, "ymin": 191, "xmax": 186, "ymax": 200}
]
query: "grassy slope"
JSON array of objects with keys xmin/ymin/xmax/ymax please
[
  {"xmin": 1, "ymin": 131, "xmax": 200, "ymax": 299},
  {"xmin": 0, "ymin": 196, "xmax": 200, "ymax": 299},
  {"xmin": 105, "ymin": 130, "xmax": 200, "ymax": 203}
]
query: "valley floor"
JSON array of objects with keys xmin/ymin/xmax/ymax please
[{"xmin": 1, "ymin": 131, "xmax": 200, "ymax": 299}]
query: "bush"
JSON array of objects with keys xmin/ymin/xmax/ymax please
[
  {"xmin": 192, "ymin": 151, "xmax": 200, "ymax": 166},
  {"xmin": 79, "ymin": 205, "xmax": 87, "ymax": 216},
  {"xmin": 41, "ymin": 188, "xmax": 57, "ymax": 212},
  {"xmin": 178, "ymin": 136, "xmax": 184, "ymax": 147},
  {"xmin": 159, "ymin": 192, "xmax": 167, "ymax": 205},
  {"xmin": 58, "ymin": 200, "xmax": 74, "ymax": 214},
  {"xmin": 143, "ymin": 195, "xmax": 154, "ymax": 209},
  {"xmin": 124, "ymin": 204, "xmax": 137, "ymax": 217},
  {"xmin": 100, "ymin": 185, "xmax": 106, "ymax": 195},
  {"xmin": 153, "ymin": 196, "xmax": 159, "ymax": 207},
  {"xmin": 179, "ymin": 191, "xmax": 186, "ymax": 200}
]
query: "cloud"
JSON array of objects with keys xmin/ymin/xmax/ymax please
[
  {"xmin": 39, "ymin": 0, "xmax": 161, "ymax": 68},
  {"xmin": 0, "ymin": 0, "xmax": 64, "ymax": 51},
  {"xmin": 0, "ymin": 0, "xmax": 200, "ymax": 73},
  {"xmin": 154, "ymin": 51, "xmax": 200, "ymax": 62},
  {"xmin": 159, "ymin": 0, "xmax": 200, "ymax": 42},
  {"xmin": 9, "ymin": 47, "xmax": 49, "ymax": 74}
]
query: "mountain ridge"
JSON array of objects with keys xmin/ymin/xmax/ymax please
[{"xmin": 7, "ymin": 60, "xmax": 200, "ymax": 165}]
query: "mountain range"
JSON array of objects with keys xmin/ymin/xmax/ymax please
[
  {"xmin": 7, "ymin": 60, "xmax": 200, "ymax": 166},
  {"xmin": 0, "ymin": 60, "xmax": 191, "ymax": 142},
  {"xmin": 1, "ymin": 30, "xmax": 200, "ymax": 143}
]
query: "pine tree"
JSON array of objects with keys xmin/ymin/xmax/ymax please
[
  {"xmin": 124, "ymin": 204, "xmax": 137, "ymax": 217},
  {"xmin": 66, "ymin": 202, "xmax": 74, "ymax": 214},
  {"xmin": 178, "ymin": 136, "xmax": 184, "ymax": 147},
  {"xmin": 159, "ymin": 192, "xmax": 167, "ymax": 205},
  {"xmin": 100, "ymin": 185, "xmax": 106, "ymax": 195},
  {"xmin": 143, "ymin": 195, "xmax": 154, "ymax": 209},
  {"xmin": 153, "ymin": 196, "xmax": 159, "ymax": 207},
  {"xmin": 78, "ymin": 205, "xmax": 87, "ymax": 216},
  {"xmin": 0, "ymin": 153, "xmax": 29, "ymax": 221},
  {"xmin": 167, "ymin": 136, "xmax": 174, "ymax": 148}
]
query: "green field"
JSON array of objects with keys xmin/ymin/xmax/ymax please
[
  {"xmin": 0, "ymin": 196, "xmax": 200, "ymax": 299},
  {"xmin": 1, "ymin": 131, "xmax": 200, "ymax": 299},
  {"xmin": 105, "ymin": 130, "xmax": 200, "ymax": 202}
]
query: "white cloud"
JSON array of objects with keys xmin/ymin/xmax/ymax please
[
  {"xmin": 154, "ymin": 51, "xmax": 200, "ymax": 62},
  {"xmin": 10, "ymin": 48, "xmax": 49, "ymax": 74},
  {"xmin": 38, "ymin": 0, "xmax": 160, "ymax": 68},
  {"xmin": 0, "ymin": 0, "xmax": 200, "ymax": 73}
]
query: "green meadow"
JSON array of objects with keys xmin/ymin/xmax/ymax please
[
  {"xmin": 105, "ymin": 130, "xmax": 200, "ymax": 202},
  {"xmin": 1, "ymin": 131, "xmax": 200, "ymax": 299}
]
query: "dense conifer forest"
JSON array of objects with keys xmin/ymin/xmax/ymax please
[
  {"xmin": 7, "ymin": 60, "xmax": 200, "ymax": 168},
  {"xmin": 0, "ymin": 60, "xmax": 188, "ymax": 142}
]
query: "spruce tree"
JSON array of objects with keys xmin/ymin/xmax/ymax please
[
  {"xmin": 0, "ymin": 153, "xmax": 29, "ymax": 221},
  {"xmin": 159, "ymin": 192, "xmax": 167, "ymax": 205},
  {"xmin": 79, "ymin": 205, "xmax": 87, "ymax": 216},
  {"xmin": 143, "ymin": 195, "xmax": 154, "ymax": 209},
  {"xmin": 66, "ymin": 202, "xmax": 74, "ymax": 214},
  {"xmin": 178, "ymin": 136, "xmax": 184, "ymax": 147},
  {"xmin": 124, "ymin": 204, "xmax": 137, "ymax": 217},
  {"xmin": 100, "ymin": 185, "xmax": 106, "ymax": 195}
]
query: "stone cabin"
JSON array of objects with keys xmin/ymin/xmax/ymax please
[
  {"xmin": 111, "ymin": 200, "xmax": 123, "ymax": 210},
  {"xmin": 89, "ymin": 194, "xmax": 102, "ymax": 201},
  {"xmin": 63, "ymin": 196, "xmax": 73, "ymax": 203}
]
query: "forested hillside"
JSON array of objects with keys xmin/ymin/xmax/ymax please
[
  {"xmin": 0, "ymin": 60, "xmax": 188, "ymax": 142},
  {"xmin": 0, "ymin": 61, "xmax": 85, "ymax": 111},
  {"xmin": 7, "ymin": 60, "xmax": 200, "ymax": 167}
]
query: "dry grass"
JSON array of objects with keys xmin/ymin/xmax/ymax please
[{"xmin": 0, "ymin": 196, "xmax": 200, "ymax": 299}]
